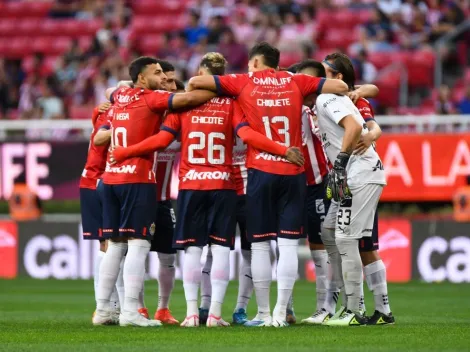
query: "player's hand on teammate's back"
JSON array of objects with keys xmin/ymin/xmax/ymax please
[
  {"xmin": 347, "ymin": 91, "xmax": 360, "ymax": 104},
  {"xmin": 326, "ymin": 152, "xmax": 352, "ymax": 202},
  {"xmin": 285, "ymin": 147, "xmax": 305, "ymax": 166},
  {"xmin": 98, "ymin": 102, "xmax": 112, "ymax": 113},
  {"xmin": 109, "ymin": 146, "xmax": 125, "ymax": 164},
  {"xmin": 354, "ymin": 132, "xmax": 374, "ymax": 155}
]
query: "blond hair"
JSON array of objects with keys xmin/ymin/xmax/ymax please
[{"xmin": 200, "ymin": 52, "xmax": 227, "ymax": 75}]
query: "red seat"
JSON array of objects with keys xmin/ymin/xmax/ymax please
[
  {"xmin": 321, "ymin": 29, "xmax": 358, "ymax": 50},
  {"xmin": 132, "ymin": 0, "xmax": 186, "ymax": 15},
  {"xmin": 406, "ymin": 50, "xmax": 434, "ymax": 87},
  {"xmin": 313, "ymin": 48, "xmax": 337, "ymax": 61},
  {"xmin": 7, "ymin": 37, "xmax": 31, "ymax": 58},
  {"xmin": 70, "ymin": 105, "xmax": 94, "ymax": 120},
  {"xmin": 136, "ymin": 34, "xmax": 164, "ymax": 55},
  {"xmin": 21, "ymin": 55, "xmax": 58, "ymax": 76},
  {"xmin": 279, "ymin": 52, "xmax": 302, "ymax": 68},
  {"xmin": 0, "ymin": 19, "xmax": 16, "ymax": 36},
  {"xmin": 17, "ymin": 18, "xmax": 41, "ymax": 36},
  {"xmin": 131, "ymin": 15, "xmax": 186, "ymax": 34},
  {"xmin": 40, "ymin": 19, "xmax": 63, "ymax": 36},
  {"xmin": 3, "ymin": 1, "xmax": 52, "ymax": 17}
]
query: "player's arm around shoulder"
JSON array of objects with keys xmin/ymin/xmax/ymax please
[
  {"xmin": 187, "ymin": 76, "xmax": 217, "ymax": 92},
  {"xmin": 170, "ymin": 90, "xmax": 217, "ymax": 110},
  {"xmin": 349, "ymin": 84, "xmax": 379, "ymax": 103},
  {"xmin": 320, "ymin": 78, "xmax": 349, "ymax": 95}
]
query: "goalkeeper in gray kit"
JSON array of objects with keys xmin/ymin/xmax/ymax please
[{"xmin": 315, "ymin": 84, "xmax": 392, "ymax": 325}]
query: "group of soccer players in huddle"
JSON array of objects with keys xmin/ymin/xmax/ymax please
[{"xmin": 79, "ymin": 41, "xmax": 395, "ymax": 328}]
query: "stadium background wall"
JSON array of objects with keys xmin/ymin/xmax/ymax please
[
  {"xmin": 0, "ymin": 218, "xmax": 468, "ymax": 283},
  {"xmin": 0, "ymin": 134, "xmax": 470, "ymax": 202}
]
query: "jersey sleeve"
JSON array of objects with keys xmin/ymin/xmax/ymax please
[
  {"xmin": 145, "ymin": 90, "xmax": 175, "ymax": 112},
  {"xmin": 231, "ymin": 100, "xmax": 249, "ymax": 134},
  {"xmin": 293, "ymin": 74, "xmax": 326, "ymax": 97},
  {"xmin": 316, "ymin": 95, "xmax": 351, "ymax": 125},
  {"xmin": 214, "ymin": 74, "xmax": 248, "ymax": 97},
  {"xmin": 356, "ymin": 99, "xmax": 375, "ymax": 122},
  {"xmin": 160, "ymin": 112, "xmax": 181, "ymax": 137}
]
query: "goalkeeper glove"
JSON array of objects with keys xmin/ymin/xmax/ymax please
[{"xmin": 326, "ymin": 152, "xmax": 352, "ymax": 202}]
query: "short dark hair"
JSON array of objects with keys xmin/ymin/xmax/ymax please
[
  {"xmin": 296, "ymin": 59, "xmax": 326, "ymax": 78},
  {"xmin": 129, "ymin": 56, "xmax": 159, "ymax": 83},
  {"xmin": 286, "ymin": 63, "xmax": 300, "ymax": 73},
  {"xmin": 200, "ymin": 52, "xmax": 227, "ymax": 76},
  {"xmin": 156, "ymin": 59, "xmax": 175, "ymax": 73},
  {"xmin": 324, "ymin": 52, "xmax": 355, "ymax": 90},
  {"xmin": 175, "ymin": 79, "xmax": 185, "ymax": 91},
  {"xmin": 248, "ymin": 42, "xmax": 280, "ymax": 69}
]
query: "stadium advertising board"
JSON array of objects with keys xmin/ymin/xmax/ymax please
[
  {"xmin": 0, "ymin": 142, "xmax": 88, "ymax": 200},
  {"xmin": 412, "ymin": 220, "xmax": 470, "ymax": 283},
  {"xmin": 305, "ymin": 219, "xmax": 412, "ymax": 283},
  {"xmin": 376, "ymin": 134, "xmax": 470, "ymax": 201},
  {"xmin": 0, "ymin": 220, "xmax": 18, "ymax": 278}
]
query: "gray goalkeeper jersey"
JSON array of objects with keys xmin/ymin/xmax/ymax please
[{"xmin": 315, "ymin": 94, "xmax": 386, "ymax": 189}]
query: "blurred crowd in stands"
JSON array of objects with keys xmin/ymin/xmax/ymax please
[{"xmin": 0, "ymin": 0, "xmax": 469, "ymax": 120}]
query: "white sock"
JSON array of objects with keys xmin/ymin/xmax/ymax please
[
  {"xmin": 273, "ymin": 238, "xmax": 298, "ymax": 320},
  {"xmin": 336, "ymin": 238, "xmax": 363, "ymax": 314},
  {"xmin": 96, "ymin": 242, "xmax": 127, "ymax": 312},
  {"xmin": 94, "ymin": 250, "xmax": 104, "ymax": 304},
  {"xmin": 183, "ymin": 246, "xmax": 203, "ymax": 317},
  {"xmin": 138, "ymin": 281, "xmax": 145, "ymax": 310},
  {"xmin": 287, "ymin": 295, "xmax": 294, "ymax": 311},
  {"xmin": 235, "ymin": 249, "xmax": 253, "ymax": 311},
  {"xmin": 123, "ymin": 239, "xmax": 150, "ymax": 315},
  {"xmin": 110, "ymin": 286, "xmax": 120, "ymax": 311},
  {"xmin": 359, "ymin": 281, "xmax": 365, "ymax": 312},
  {"xmin": 251, "ymin": 241, "xmax": 272, "ymax": 319},
  {"xmin": 364, "ymin": 260, "xmax": 391, "ymax": 314},
  {"xmin": 209, "ymin": 245, "xmax": 230, "ymax": 318},
  {"xmin": 310, "ymin": 249, "xmax": 328, "ymax": 311},
  {"xmin": 115, "ymin": 257, "xmax": 125, "ymax": 309},
  {"xmin": 157, "ymin": 252, "xmax": 176, "ymax": 310},
  {"xmin": 321, "ymin": 228, "xmax": 343, "ymax": 314},
  {"xmin": 200, "ymin": 247, "xmax": 212, "ymax": 310}
]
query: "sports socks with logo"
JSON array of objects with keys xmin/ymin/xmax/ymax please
[
  {"xmin": 200, "ymin": 247, "xmax": 212, "ymax": 310},
  {"xmin": 157, "ymin": 252, "xmax": 176, "ymax": 310},
  {"xmin": 251, "ymin": 241, "xmax": 272, "ymax": 319},
  {"xmin": 310, "ymin": 249, "xmax": 328, "ymax": 310},
  {"xmin": 209, "ymin": 245, "xmax": 230, "ymax": 318},
  {"xmin": 336, "ymin": 238, "xmax": 363, "ymax": 314},
  {"xmin": 364, "ymin": 260, "xmax": 391, "ymax": 314},
  {"xmin": 235, "ymin": 249, "xmax": 253, "ymax": 311},
  {"xmin": 183, "ymin": 246, "xmax": 203, "ymax": 317},
  {"xmin": 123, "ymin": 239, "xmax": 150, "ymax": 315},
  {"xmin": 273, "ymin": 238, "xmax": 298, "ymax": 321}
]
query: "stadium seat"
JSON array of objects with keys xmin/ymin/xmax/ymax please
[
  {"xmin": 1, "ymin": 1, "xmax": 52, "ymax": 18},
  {"xmin": 406, "ymin": 51, "xmax": 435, "ymax": 87},
  {"xmin": 0, "ymin": 19, "xmax": 16, "ymax": 37},
  {"xmin": 131, "ymin": 0, "xmax": 187, "ymax": 15},
  {"xmin": 136, "ymin": 34, "xmax": 165, "ymax": 55},
  {"xmin": 131, "ymin": 15, "xmax": 186, "ymax": 34},
  {"xmin": 313, "ymin": 48, "xmax": 337, "ymax": 61},
  {"xmin": 279, "ymin": 52, "xmax": 303, "ymax": 68}
]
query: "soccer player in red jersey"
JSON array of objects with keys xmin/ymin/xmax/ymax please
[
  {"xmin": 80, "ymin": 102, "xmax": 118, "ymax": 313},
  {"xmin": 111, "ymin": 52, "xmax": 304, "ymax": 327},
  {"xmin": 93, "ymin": 56, "xmax": 218, "ymax": 328},
  {"xmin": 188, "ymin": 42, "xmax": 349, "ymax": 327}
]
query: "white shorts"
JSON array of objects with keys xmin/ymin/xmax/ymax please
[{"xmin": 323, "ymin": 184, "xmax": 383, "ymax": 240}]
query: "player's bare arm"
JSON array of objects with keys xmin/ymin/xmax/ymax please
[
  {"xmin": 97, "ymin": 102, "xmax": 111, "ymax": 113},
  {"xmin": 320, "ymin": 79, "xmax": 349, "ymax": 95},
  {"xmin": 93, "ymin": 129, "xmax": 111, "ymax": 146},
  {"xmin": 355, "ymin": 120, "xmax": 382, "ymax": 155},
  {"xmin": 110, "ymin": 130, "xmax": 175, "ymax": 164},
  {"xmin": 171, "ymin": 90, "xmax": 217, "ymax": 110},
  {"xmin": 339, "ymin": 115, "xmax": 362, "ymax": 155},
  {"xmin": 348, "ymin": 84, "xmax": 379, "ymax": 103},
  {"xmin": 237, "ymin": 126, "xmax": 305, "ymax": 167},
  {"xmin": 187, "ymin": 76, "xmax": 217, "ymax": 92}
]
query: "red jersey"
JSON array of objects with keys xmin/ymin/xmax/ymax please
[
  {"xmin": 161, "ymin": 97, "xmax": 244, "ymax": 191},
  {"xmin": 232, "ymin": 137, "xmax": 247, "ymax": 195},
  {"xmin": 155, "ymin": 141, "xmax": 180, "ymax": 201},
  {"xmin": 79, "ymin": 107, "xmax": 113, "ymax": 189},
  {"xmin": 215, "ymin": 69, "xmax": 325, "ymax": 175},
  {"xmin": 355, "ymin": 97, "xmax": 375, "ymax": 122},
  {"xmin": 301, "ymin": 106, "xmax": 329, "ymax": 186},
  {"xmin": 102, "ymin": 87, "xmax": 173, "ymax": 185}
]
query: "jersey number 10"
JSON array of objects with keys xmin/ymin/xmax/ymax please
[
  {"xmin": 188, "ymin": 131, "xmax": 225, "ymax": 165},
  {"xmin": 112, "ymin": 127, "xmax": 128, "ymax": 147}
]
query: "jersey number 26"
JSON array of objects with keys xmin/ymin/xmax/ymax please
[{"xmin": 188, "ymin": 131, "xmax": 225, "ymax": 165}]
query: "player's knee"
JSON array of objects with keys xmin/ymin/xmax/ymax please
[
  {"xmin": 99, "ymin": 240, "xmax": 107, "ymax": 252},
  {"xmin": 277, "ymin": 237, "xmax": 299, "ymax": 248},
  {"xmin": 320, "ymin": 227, "xmax": 335, "ymax": 245},
  {"xmin": 360, "ymin": 250, "xmax": 381, "ymax": 266},
  {"xmin": 157, "ymin": 252, "xmax": 176, "ymax": 267},
  {"xmin": 309, "ymin": 242, "xmax": 325, "ymax": 250}
]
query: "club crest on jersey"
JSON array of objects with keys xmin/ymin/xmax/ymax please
[
  {"xmin": 149, "ymin": 223, "xmax": 156, "ymax": 236},
  {"xmin": 182, "ymin": 170, "xmax": 230, "ymax": 181}
]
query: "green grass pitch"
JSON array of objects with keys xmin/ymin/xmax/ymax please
[{"xmin": 1, "ymin": 279, "xmax": 469, "ymax": 352}]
